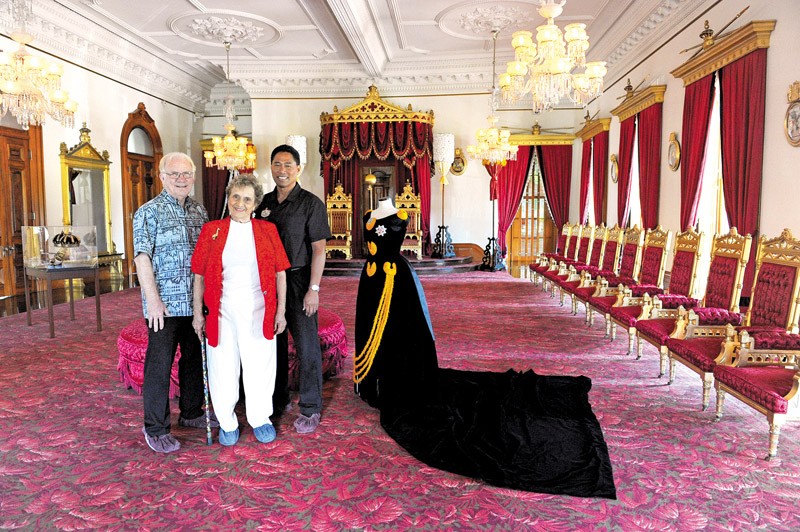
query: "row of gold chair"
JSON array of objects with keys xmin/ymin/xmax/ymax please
[{"xmin": 530, "ymin": 224, "xmax": 800, "ymax": 459}]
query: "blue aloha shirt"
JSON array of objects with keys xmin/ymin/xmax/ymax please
[{"xmin": 133, "ymin": 190, "xmax": 208, "ymax": 318}]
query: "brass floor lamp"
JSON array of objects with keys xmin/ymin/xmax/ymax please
[{"xmin": 431, "ymin": 133, "xmax": 455, "ymax": 259}]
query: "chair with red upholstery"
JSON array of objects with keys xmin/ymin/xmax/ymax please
[
  {"xmin": 563, "ymin": 224, "xmax": 625, "ymax": 318},
  {"xmin": 542, "ymin": 224, "xmax": 596, "ymax": 300},
  {"xmin": 555, "ymin": 224, "xmax": 606, "ymax": 306},
  {"xmin": 635, "ymin": 228, "xmax": 752, "ymax": 377},
  {"xmin": 539, "ymin": 222, "xmax": 583, "ymax": 292},
  {"xmin": 712, "ymin": 228, "xmax": 800, "ymax": 459},
  {"xmin": 576, "ymin": 225, "xmax": 645, "ymax": 327},
  {"xmin": 530, "ymin": 222, "xmax": 573, "ymax": 287},
  {"xmin": 607, "ymin": 227, "xmax": 700, "ymax": 357},
  {"xmin": 667, "ymin": 229, "xmax": 800, "ymax": 411},
  {"xmin": 589, "ymin": 225, "xmax": 672, "ymax": 337}
]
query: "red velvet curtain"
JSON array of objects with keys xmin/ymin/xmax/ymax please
[
  {"xmin": 720, "ymin": 49, "xmax": 767, "ymax": 298},
  {"xmin": 496, "ymin": 146, "xmax": 534, "ymax": 255},
  {"xmin": 415, "ymin": 153, "xmax": 432, "ymax": 251},
  {"xmin": 679, "ymin": 74, "xmax": 715, "ymax": 230},
  {"xmin": 579, "ymin": 139, "xmax": 592, "ymax": 224},
  {"xmin": 539, "ymin": 144, "xmax": 573, "ymax": 229},
  {"xmin": 202, "ymin": 166, "xmax": 231, "ymax": 220},
  {"xmin": 320, "ymin": 119, "xmax": 433, "ymax": 256},
  {"xmin": 592, "ymin": 130, "xmax": 609, "ymax": 225},
  {"xmin": 617, "ymin": 117, "xmax": 636, "ymax": 227},
  {"xmin": 637, "ymin": 103, "xmax": 663, "ymax": 229}
]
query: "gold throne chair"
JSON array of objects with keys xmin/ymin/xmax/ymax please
[
  {"xmin": 325, "ymin": 182, "xmax": 353, "ymax": 260},
  {"xmin": 395, "ymin": 181, "xmax": 423, "ymax": 259}
]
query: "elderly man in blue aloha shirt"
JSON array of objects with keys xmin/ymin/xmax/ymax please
[{"xmin": 133, "ymin": 152, "xmax": 218, "ymax": 453}]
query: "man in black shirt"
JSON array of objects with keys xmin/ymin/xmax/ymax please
[{"xmin": 256, "ymin": 145, "xmax": 331, "ymax": 434}]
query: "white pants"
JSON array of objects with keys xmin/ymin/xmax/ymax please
[{"xmin": 207, "ymin": 299, "xmax": 275, "ymax": 432}]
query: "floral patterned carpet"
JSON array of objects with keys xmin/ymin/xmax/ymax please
[{"xmin": 1, "ymin": 271, "xmax": 799, "ymax": 530}]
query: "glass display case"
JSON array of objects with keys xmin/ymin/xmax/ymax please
[{"xmin": 22, "ymin": 226, "xmax": 98, "ymax": 269}]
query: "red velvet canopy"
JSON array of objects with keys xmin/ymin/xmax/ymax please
[{"xmin": 319, "ymin": 86, "xmax": 434, "ymax": 256}]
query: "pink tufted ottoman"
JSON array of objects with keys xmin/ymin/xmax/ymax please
[
  {"xmin": 117, "ymin": 320, "xmax": 182, "ymax": 398},
  {"xmin": 117, "ymin": 307, "xmax": 347, "ymax": 396}
]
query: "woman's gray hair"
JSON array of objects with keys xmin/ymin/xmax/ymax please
[{"xmin": 226, "ymin": 173, "xmax": 264, "ymax": 204}]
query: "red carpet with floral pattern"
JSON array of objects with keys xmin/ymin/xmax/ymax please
[{"xmin": 1, "ymin": 271, "xmax": 799, "ymax": 530}]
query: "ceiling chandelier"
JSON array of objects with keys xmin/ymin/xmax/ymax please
[
  {"xmin": 466, "ymin": 30, "xmax": 518, "ymax": 166},
  {"xmin": 499, "ymin": 0, "xmax": 607, "ymax": 113},
  {"xmin": 0, "ymin": 0, "xmax": 77, "ymax": 129},
  {"xmin": 203, "ymin": 41, "xmax": 256, "ymax": 172}
]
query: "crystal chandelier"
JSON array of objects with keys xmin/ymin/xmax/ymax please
[
  {"xmin": 466, "ymin": 30, "xmax": 518, "ymax": 166},
  {"xmin": 499, "ymin": 0, "xmax": 607, "ymax": 113},
  {"xmin": 0, "ymin": 0, "xmax": 77, "ymax": 129},
  {"xmin": 203, "ymin": 42, "xmax": 256, "ymax": 172}
]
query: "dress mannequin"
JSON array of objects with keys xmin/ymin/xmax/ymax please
[{"xmin": 370, "ymin": 197, "xmax": 398, "ymax": 219}]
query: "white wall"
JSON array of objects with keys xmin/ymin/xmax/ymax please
[
  {"xmin": 1, "ymin": 34, "xmax": 202, "ymax": 256},
  {"xmin": 588, "ymin": 0, "xmax": 800, "ymax": 239},
  {"xmin": 250, "ymin": 94, "xmax": 533, "ymax": 246}
]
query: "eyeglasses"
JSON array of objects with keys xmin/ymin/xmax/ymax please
[{"xmin": 163, "ymin": 171, "xmax": 195, "ymax": 180}]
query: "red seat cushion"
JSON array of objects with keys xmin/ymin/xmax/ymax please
[
  {"xmin": 656, "ymin": 294, "xmax": 698, "ymax": 309},
  {"xmin": 713, "ymin": 365, "xmax": 795, "ymax": 414},
  {"xmin": 694, "ymin": 307, "xmax": 743, "ymax": 326},
  {"xmin": 571, "ymin": 285, "xmax": 597, "ymax": 301},
  {"xmin": 629, "ymin": 284, "xmax": 664, "ymax": 297},
  {"xmin": 665, "ymin": 337, "xmax": 725, "ymax": 372},
  {"xmin": 589, "ymin": 295, "xmax": 619, "ymax": 314},
  {"xmin": 559, "ymin": 279, "xmax": 582, "ymax": 292},
  {"xmin": 636, "ymin": 318, "xmax": 677, "ymax": 345},
  {"xmin": 117, "ymin": 320, "xmax": 181, "ymax": 398},
  {"xmin": 748, "ymin": 331, "xmax": 800, "ymax": 350},
  {"xmin": 610, "ymin": 305, "xmax": 644, "ymax": 327}
]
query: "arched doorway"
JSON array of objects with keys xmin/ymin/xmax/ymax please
[{"xmin": 120, "ymin": 103, "xmax": 163, "ymax": 282}]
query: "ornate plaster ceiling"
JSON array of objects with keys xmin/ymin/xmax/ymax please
[{"xmin": 0, "ymin": 0, "xmax": 717, "ymax": 112}]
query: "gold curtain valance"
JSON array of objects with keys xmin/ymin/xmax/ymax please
[
  {"xmin": 610, "ymin": 85, "xmax": 667, "ymax": 122},
  {"xmin": 320, "ymin": 85, "xmax": 434, "ymax": 125},
  {"xmin": 671, "ymin": 20, "xmax": 775, "ymax": 86},
  {"xmin": 576, "ymin": 118, "xmax": 611, "ymax": 143}
]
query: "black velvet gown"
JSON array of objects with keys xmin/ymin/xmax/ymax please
[{"xmin": 354, "ymin": 211, "xmax": 616, "ymax": 499}]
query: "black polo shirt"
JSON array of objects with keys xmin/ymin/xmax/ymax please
[{"xmin": 256, "ymin": 184, "xmax": 330, "ymax": 268}]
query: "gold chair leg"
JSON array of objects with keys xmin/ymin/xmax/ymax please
[
  {"xmin": 636, "ymin": 335, "xmax": 642, "ymax": 360},
  {"xmin": 714, "ymin": 388, "xmax": 725, "ymax": 421},
  {"xmin": 610, "ymin": 320, "xmax": 617, "ymax": 341},
  {"xmin": 627, "ymin": 328, "xmax": 635, "ymax": 356},
  {"xmin": 658, "ymin": 346, "xmax": 668, "ymax": 377},
  {"xmin": 668, "ymin": 357, "xmax": 676, "ymax": 385},
  {"xmin": 701, "ymin": 373, "xmax": 713, "ymax": 411},
  {"xmin": 767, "ymin": 423, "xmax": 781, "ymax": 460}
]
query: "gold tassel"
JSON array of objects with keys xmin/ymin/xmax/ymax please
[{"xmin": 354, "ymin": 262, "xmax": 397, "ymax": 384}]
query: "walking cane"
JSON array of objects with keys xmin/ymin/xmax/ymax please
[{"xmin": 200, "ymin": 333, "xmax": 213, "ymax": 446}]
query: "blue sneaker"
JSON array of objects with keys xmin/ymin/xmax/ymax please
[
  {"xmin": 219, "ymin": 427, "xmax": 239, "ymax": 446},
  {"xmin": 253, "ymin": 423, "xmax": 276, "ymax": 444}
]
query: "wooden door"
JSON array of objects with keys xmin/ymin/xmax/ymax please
[
  {"xmin": 0, "ymin": 126, "xmax": 44, "ymax": 298},
  {"xmin": 120, "ymin": 103, "xmax": 162, "ymax": 282}
]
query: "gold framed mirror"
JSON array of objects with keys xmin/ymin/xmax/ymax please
[{"xmin": 60, "ymin": 124, "xmax": 114, "ymax": 254}]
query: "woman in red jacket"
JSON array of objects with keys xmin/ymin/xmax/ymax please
[{"xmin": 192, "ymin": 174, "xmax": 291, "ymax": 446}]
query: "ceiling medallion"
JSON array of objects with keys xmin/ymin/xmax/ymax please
[
  {"xmin": 458, "ymin": 6, "xmax": 536, "ymax": 35},
  {"xmin": 189, "ymin": 16, "xmax": 265, "ymax": 44}
]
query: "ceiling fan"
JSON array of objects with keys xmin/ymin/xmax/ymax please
[{"xmin": 680, "ymin": 6, "xmax": 750, "ymax": 60}]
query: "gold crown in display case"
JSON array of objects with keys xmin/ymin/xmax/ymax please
[{"xmin": 22, "ymin": 226, "xmax": 98, "ymax": 269}]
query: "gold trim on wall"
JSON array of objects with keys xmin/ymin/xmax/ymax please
[
  {"xmin": 671, "ymin": 20, "xmax": 776, "ymax": 86},
  {"xmin": 510, "ymin": 133, "xmax": 575, "ymax": 146},
  {"xmin": 320, "ymin": 85, "xmax": 434, "ymax": 125},
  {"xmin": 610, "ymin": 85, "xmax": 667, "ymax": 122},
  {"xmin": 576, "ymin": 118, "xmax": 611, "ymax": 142}
]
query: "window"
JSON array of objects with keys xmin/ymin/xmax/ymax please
[
  {"xmin": 628, "ymin": 121, "xmax": 643, "ymax": 229},
  {"xmin": 693, "ymin": 77, "xmax": 729, "ymax": 298},
  {"xmin": 508, "ymin": 153, "xmax": 546, "ymax": 278}
]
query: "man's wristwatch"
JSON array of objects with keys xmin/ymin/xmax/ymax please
[{"xmin": 310, "ymin": 284, "xmax": 320, "ymax": 292}]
